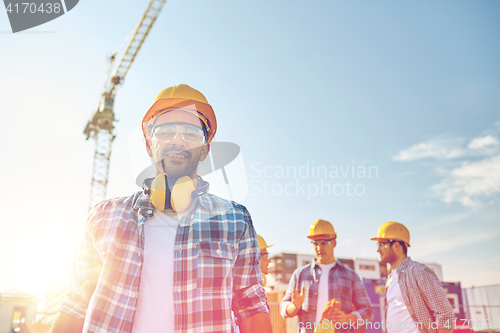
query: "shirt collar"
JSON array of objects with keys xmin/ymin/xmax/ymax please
[
  {"xmin": 134, "ymin": 192, "xmax": 155, "ymax": 210},
  {"xmin": 197, "ymin": 194, "xmax": 213, "ymax": 210},
  {"xmin": 311, "ymin": 259, "xmax": 343, "ymax": 282},
  {"xmin": 311, "ymin": 258, "xmax": 342, "ymax": 271},
  {"xmin": 395, "ymin": 256, "xmax": 412, "ymax": 274}
]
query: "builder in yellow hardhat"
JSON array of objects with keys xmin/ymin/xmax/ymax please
[
  {"xmin": 257, "ymin": 235, "xmax": 273, "ymax": 287},
  {"xmin": 52, "ymin": 84, "xmax": 272, "ymax": 333},
  {"xmin": 371, "ymin": 222, "xmax": 455, "ymax": 333},
  {"xmin": 280, "ymin": 219, "xmax": 374, "ymax": 332}
]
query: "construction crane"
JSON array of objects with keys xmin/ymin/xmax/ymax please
[{"xmin": 84, "ymin": 0, "xmax": 167, "ymax": 210}]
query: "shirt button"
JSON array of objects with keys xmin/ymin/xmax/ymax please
[
  {"xmin": 216, "ymin": 249, "xmax": 221, "ymax": 255},
  {"xmin": 131, "ymin": 292, "xmax": 136, "ymax": 299},
  {"xmin": 179, "ymin": 246, "xmax": 182, "ymax": 252},
  {"xmin": 314, "ymin": 293, "xmax": 317, "ymax": 296},
  {"xmin": 177, "ymin": 287, "xmax": 181, "ymax": 293}
]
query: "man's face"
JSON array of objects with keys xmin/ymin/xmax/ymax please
[
  {"xmin": 310, "ymin": 234, "xmax": 336, "ymax": 265},
  {"xmin": 377, "ymin": 240, "xmax": 397, "ymax": 265},
  {"xmin": 146, "ymin": 112, "xmax": 209, "ymax": 180},
  {"xmin": 260, "ymin": 249, "xmax": 270, "ymax": 275}
]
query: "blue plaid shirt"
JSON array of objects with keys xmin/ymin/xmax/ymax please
[
  {"xmin": 280, "ymin": 260, "xmax": 374, "ymax": 333},
  {"xmin": 60, "ymin": 187, "xmax": 269, "ymax": 333}
]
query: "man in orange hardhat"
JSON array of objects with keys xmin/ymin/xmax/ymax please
[
  {"xmin": 142, "ymin": 83, "xmax": 216, "ymax": 184},
  {"xmin": 280, "ymin": 219, "xmax": 373, "ymax": 333},
  {"xmin": 52, "ymin": 84, "xmax": 272, "ymax": 333},
  {"xmin": 371, "ymin": 222, "xmax": 455, "ymax": 333},
  {"xmin": 257, "ymin": 234, "xmax": 273, "ymax": 287}
]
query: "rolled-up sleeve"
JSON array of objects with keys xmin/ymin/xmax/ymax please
[
  {"xmin": 280, "ymin": 269, "xmax": 299, "ymax": 318},
  {"xmin": 417, "ymin": 266, "xmax": 456, "ymax": 329},
  {"xmin": 351, "ymin": 274, "xmax": 374, "ymax": 322},
  {"xmin": 232, "ymin": 207, "xmax": 269, "ymax": 322}
]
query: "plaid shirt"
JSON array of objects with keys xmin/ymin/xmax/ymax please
[
  {"xmin": 280, "ymin": 260, "xmax": 374, "ymax": 333},
  {"xmin": 384, "ymin": 257, "xmax": 456, "ymax": 333},
  {"xmin": 60, "ymin": 187, "xmax": 269, "ymax": 333}
]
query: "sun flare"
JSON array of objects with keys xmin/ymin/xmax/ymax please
[{"xmin": 11, "ymin": 226, "xmax": 77, "ymax": 296}]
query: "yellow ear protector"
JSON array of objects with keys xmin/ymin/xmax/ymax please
[{"xmin": 144, "ymin": 175, "xmax": 209, "ymax": 212}]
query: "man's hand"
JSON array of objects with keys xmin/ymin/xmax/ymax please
[
  {"xmin": 286, "ymin": 286, "xmax": 305, "ymax": 317},
  {"xmin": 330, "ymin": 309, "xmax": 347, "ymax": 323},
  {"xmin": 292, "ymin": 286, "xmax": 305, "ymax": 308},
  {"xmin": 239, "ymin": 313, "xmax": 272, "ymax": 333}
]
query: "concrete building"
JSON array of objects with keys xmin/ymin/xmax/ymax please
[{"xmin": 0, "ymin": 289, "xmax": 39, "ymax": 333}]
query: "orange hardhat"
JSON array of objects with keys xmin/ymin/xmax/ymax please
[
  {"xmin": 371, "ymin": 221, "xmax": 410, "ymax": 247},
  {"xmin": 142, "ymin": 84, "xmax": 217, "ymax": 143},
  {"xmin": 308, "ymin": 219, "xmax": 336, "ymax": 239},
  {"xmin": 257, "ymin": 235, "xmax": 273, "ymax": 250}
]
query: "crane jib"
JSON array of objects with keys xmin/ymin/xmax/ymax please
[{"xmin": 84, "ymin": 0, "xmax": 167, "ymax": 211}]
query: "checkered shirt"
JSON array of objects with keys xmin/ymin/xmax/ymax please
[
  {"xmin": 60, "ymin": 188, "xmax": 269, "ymax": 333},
  {"xmin": 280, "ymin": 260, "xmax": 374, "ymax": 333},
  {"xmin": 384, "ymin": 257, "xmax": 456, "ymax": 333}
]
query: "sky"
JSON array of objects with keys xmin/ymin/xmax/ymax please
[{"xmin": 1, "ymin": 0, "xmax": 499, "ymax": 297}]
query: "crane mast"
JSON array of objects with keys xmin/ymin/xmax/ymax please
[{"xmin": 83, "ymin": 0, "xmax": 167, "ymax": 210}]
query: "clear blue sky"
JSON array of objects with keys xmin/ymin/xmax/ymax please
[{"xmin": 1, "ymin": 0, "xmax": 499, "ymax": 295}]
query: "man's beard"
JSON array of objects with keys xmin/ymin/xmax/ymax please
[
  {"xmin": 380, "ymin": 251, "xmax": 396, "ymax": 265},
  {"xmin": 154, "ymin": 147, "xmax": 201, "ymax": 182}
]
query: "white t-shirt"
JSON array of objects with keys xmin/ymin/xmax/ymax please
[
  {"xmin": 315, "ymin": 261, "xmax": 337, "ymax": 323},
  {"xmin": 386, "ymin": 270, "xmax": 420, "ymax": 333},
  {"xmin": 131, "ymin": 210, "xmax": 184, "ymax": 333}
]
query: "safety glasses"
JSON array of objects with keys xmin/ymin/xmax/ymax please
[{"xmin": 151, "ymin": 123, "xmax": 205, "ymax": 144}]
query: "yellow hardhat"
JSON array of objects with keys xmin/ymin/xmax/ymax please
[
  {"xmin": 371, "ymin": 221, "xmax": 410, "ymax": 247},
  {"xmin": 257, "ymin": 235, "xmax": 273, "ymax": 250},
  {"xmin": 308, "ymin": 219, "xmax": 336, "ymax": 239},
  {"xmin": 142, "ymin": 84, "xmax": 217, "ymax": 143}
]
